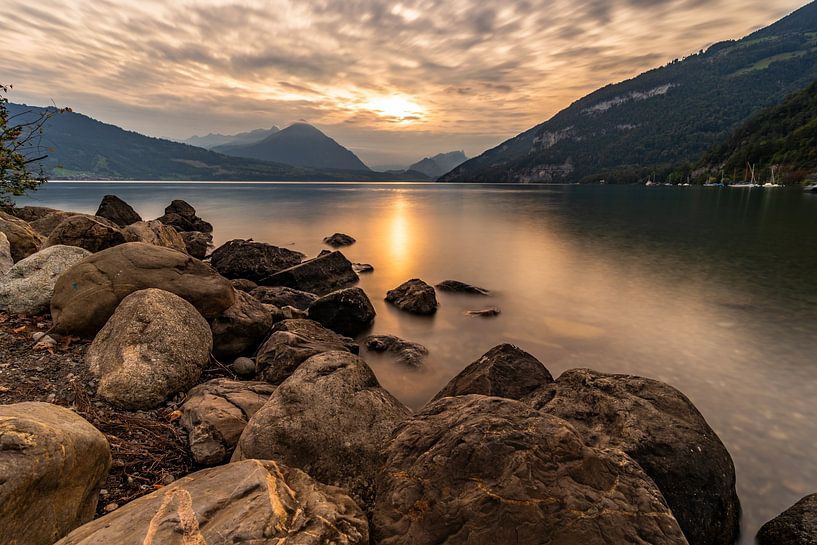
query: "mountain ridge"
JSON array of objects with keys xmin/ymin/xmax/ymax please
[
  {"xmin": 184, "ymin": 127, "xmax": 280, "ymax": 150},
  {"xmin": 409, "ymin": 151, "xmax": 468, "ymax": 178}
]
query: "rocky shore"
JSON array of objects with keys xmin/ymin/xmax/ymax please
[{"xmin": 0, "ymin": 195, "xmax": 812, "ymax": 544}]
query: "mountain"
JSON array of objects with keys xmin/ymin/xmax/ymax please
[
  {"xmin": 442, "ymin": 1, "xmax": 817, "ymax": 183},
  {"xmin": 213, "ymin": 123, "xmax": 371, "ymax": 171},
  {"xmin": 184, "ymin": 127, "xmax": 280, "ymax": 149},
  {"xmin": 700, "ymin": 78, "xmax": 817, "ymax": 183},
  {"xmin": 7, "ymin": 103, "xmax": 419, "ymax": 181},
  {"xmin": 409, "ymin": 151, "xmax": 468, "ymax": 178}
]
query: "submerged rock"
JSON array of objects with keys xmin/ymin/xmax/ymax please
[
  {"xmin": 0, "ymin": 245, "xmax": 91, "ymax": 315},
  {"xmin": 526, "ymin": 369, "xmax": 740, "ymax": 545},
  {"xmin": 210, "ymin": 290, "xmax": 274, "ymax": 360},
  {"xmin": 363, "ymin": 335, "xmax": 428, "ymax": 367},
  {"xmin": 94, "ymin": 195, "xmax": 141, "ymax": 227},
  {"xmin": 180, "ymin": 379, "xmax": 276, "ymax": 465},
  {"xmin": 179, "ymin": 230, "xmax": 211, "ymax": 259},
  {"xmin": 55, "ymin": 460, "xmax": 369, "ymax": 545},
  {"xmin": 122, "ymin": 220, "xmax": 187, "ymax": 252},
  {"xmin": 323, "ymin": 232, "xmax": 356, "ymax": 247},
  {"xmin": 436, "ymin": 279, "xmax": 490, "ymax": 295},
  {"xmin": 156, "ymin": 199, "xmax": 213, "ymax": 233},
  {"xmin": 432, "ymin": 344, "xmax": 553, "ymax": 402},
  {"xmin": 0, "ymin": 402, "xmax": 111, "ymax": 545},
  {"xmin": 261, "ymin": 250, "xmax": 359, "ymax": 295},
  {"xmin": 308, "ymin": 287, "xmax": 376, "ymax": 336},
  {"xmin": 0, "ymin": 210, "xmax": 45, "ymax": 262},
  {"xmin": 234, "ymin": 351, "xmax": 410, "ymax": 511},
  {"xmin": 466, "ymin": 306, "xmax": 501, "ymax": 317},
  {"xmin": 251, "ymin": 285, "xmax": 318, "ymax": 309},
  {"xmin": 757, "ymin": 494, "xmax": 817, "ymax": 545},
  {"xmin": 45, "ymin": 215, "xmax": 126, "ymax": 253},
  {"xmin": 353, "ymin": 262, "xmax": 374, "ymax": 273},
  {"xmin": 385, "ymin": 278, "xmax": 438, "ymax": 315},
  {"xmin": 210, "ymin": 239, "xmax": 305, "ymax": 282},
  {"xmin": 86, "ymin": 289, "xmax": 213, "ymax": 409},
  {"xmin": 372, "ymin": 395, "xmax": 687, "ymax": 545},
  {"xmin": 51, "ymin": 242, "xmax": 235, "ymax": 337}
]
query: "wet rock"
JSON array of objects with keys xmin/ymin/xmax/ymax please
[
  {"xmin": 156, "ymin": 199, "xmax": 213, "ymax": 233},
  {"xmin": 94, "ymin": 195, "xmax": 141, "ymax": 227},
  {"xmin": 432, "ymin": 344, "xmax": 553, "ymax": 402},
  {"xmin": 122, "ymin": 220, "xmax": 187, "ymax": 252},
  {"xmin": 45, "ymin": 215, "xmax": 126, "ymax": 253},
  {"xmin": 385, "ymin": 278, "xmax": 438, "ymax": 315},
  {"xmin": 373, "ymin": 395, "xmax": 686, "ymax": 545},
  {"xmin": 210, "ymin": 290, "xmax": 274, "ymax": 360},
  {"xmin": 436, "ymin": 279, "xmax": 490, "ymax": 295},
  {"xmin": 324, "ymin": 232, "xmax": 356, "ymax": 247},
  {"xmin": 51, "ymin": 242, "xmax": 235, "ymax": 338},
  {"xmin": 180, "ymin": 379, "xmax": 276, "ymax": 465},
  {"xmin": 55, "ymin": 460, "xmax": 369, "ymax": 545},
  {"xmin": 353, "ymin": 262, "xmax": 374, "ymax": 273},
  {"xmin": 255, "ymin": 318, "xmax": 358, "ymax": 384},
  {"xmin": 0, "ymin": 232, "xmax": 12, "ymax": 274},
  {"xmin": 0, "ymin": 245, "xmax": 91, "ymax": 315},
  {"xmin": 308, "ymin": 287, "xmax": 376, "ymax": 336},
  {"xmin": 261, "ymin": 250, "xmax": 358, "ymax": 295},
  {"xmin": 0, "ymin": 210, "xmax": 45, "ymax": 262},
  {"xmin": 251, "ymin": 285, "xmax": 318, "ymax": 309},
  {"xmin": 757, "ymin": 493, "xmax": 817, "ymax": 545},
  {"xmin": 234, "ymin": 351, "xmax": 410, "ymax": 511},
  {"xmin": 86, "ymin": 288, "xmax": 213, "ymax": 409},
  {"xmin": 179, "ymin": 230, "xmax": 212, "ymax": 259},
  {"xmin": 526, "ymin": 368, "xmax": 739, "ymax": 545},
  {"xmin": 230, "ymin": 278, "xmax": 258, "ymax": 292},
  {"xmin": 466, "ymin": 306, "xmax": 501, "ymax": 317},
  {"xmin": 363, "ymin": 335, "xmax": 428, "ymax": 367},
  {"xmin": 210, "ymin": 239, "xmax": 305, "ymax": 282},
  {"xmin": 230, "ymin": 356, "xmax": 256, "ymax": 378},
  {"xmin": 0, "ymin": 402, "xmax": 111, "ymax": 545}
]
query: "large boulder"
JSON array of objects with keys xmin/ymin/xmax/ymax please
[
  {"xmin": 526, "ymin": 369, "xmax": 739, "ymax": 545},
  {"xmin": 4, "ymin": 205, "xmax": 62, "ymax": 223},
  {"xmin": 251, "ymin": 285, "xmax": 318, "ymax": 309},
  {"xmin": 122, "ymin": 220, "xmax": 187, "ymax": 252},
  {"xmin": 0, "ymin": 210, "xmax": 45, "ymax": 262},
  {"xmin": 0, "ymin": 232, "xmax": 12, "ymax": 275},
  {"xmin": 261, "ymin": 250, "xmax": 359, "ymax": 295},
  {"xmin": 45, "ymin": 215, "xmax": 126, "ymax": 253},
  {"xmin": 180, "ymin": 379, "xmax": 276, "ymax": 465},
  {"xmin": 210, "ymin": 239, "xmax": 305, "ymax": 282},
  {"xmin": 210, "ymin": 290, "xmax": 274, "ymax": 360},
  {"xmin": 255, "ymin": 318, "xmax": 358, "ymax": 384},
  {"xmin": 0, "ymin": 245, "xmax": 91, "ymax": 315},
  {"xmin": 372, "ymin": 395, "xmax": 687, "ymax": 545},
  {"xmin": 757, "ymin": 494, "xmax": 817, "ymax": 545},
  {"xmin": 180, "ymin": 230, "xmax": 211, "ymax": 259},
  {"xmin": 308, "ymin": 287, "xmax": 376, "ymax": 336},
  {"xmin": 86, "ymin": 289, "xmax": 213, "ymax": 409},
  {"xmin": 0, "ymin": 402, "xmax": 111, "ymax": 545},
  {"xmin": 234, "ymin": 351, "xmax": 410, "ymax": 510},
  {"xmin": 29, "ymin": 211, "xmax": 86, "ymax": 237},
  {"xmin": 94, "ymin": 195, "xmax": 141, "ymax": 227},
  {"xmin": 156, "ymin": 199, "xmax": 213, "ymax": 233},
  {"xmin": 385, "ymin": 278, "xmax": 438, "ymax": 315},
  {"xmin": 364, "ymin": 335, "xmax": 428, "ymax": 367},
  {"xmin": 51, "ymin": 242, "xmax": 235, "ymax": 337},
  {"xmin": 432, "ymin": 344, "xmax": 553, "ymax": 402},
  {"xmin": 55, "ymin": 460, "xmax": 369, "ymax": 545}
]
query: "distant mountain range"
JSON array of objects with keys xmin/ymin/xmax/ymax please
[
  {"xmin": 408, "ymin": 151, "xmax": 468, "ymax": 178},
  {"xmin": 8, "ymin": 104, "xmax": 424, "ymax": 181},
  {"xmin": 442, "ymin": 1, "xmax": 817, "ymax": 183},
  {"xmin": 213, "ymin": 123, "xmax": 371, "ymax": 171},
  {"xmin": 184, "ymin": 127, "xmax": 280, "ymax": 150}
]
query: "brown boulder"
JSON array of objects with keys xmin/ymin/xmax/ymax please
[
  {"xmin": 308, "ymin": 287, "xmax": 376, "ymax": 336},
  {"xmin": 0, "ymin": 210, "xmax": 45, "ymax": 262},
  {"xmin": 95, "ymin": 195, "xmax": 142, "ymax": 227},
  {"xmin": 210, "ymin": 290, "xmax": 274, "ymax": 360},
  {"xmin": 251, "ymin": 285, "xmax": 318, "ymax": 309},
  {"xmin": 385, "ymin": 278, "xmax": 438, "ymax": 315},
  {"xmin": 261, "ymin": 250, "xmax": 358, "ymax": 295},
  {"xmin": 122, "ymin": 220, "xmax": 187, "ymax": 252},
  {"xmin": 757, "ymin": 493, "xmax": 817, "ymax": 545},
  {"xmin": 210, "ymin": 239, "xmax": 305, "ymax": 282},
  {"xmin": 45, "ymin": 215, "xmax": 126, "ymax": 253},
  {"xmin": 179, "ymin": 230, "xmax": 212, "ymax": 258},
  {"xmin": 156, "ymin": 199, "xmax": 213, "ymax": 233}
]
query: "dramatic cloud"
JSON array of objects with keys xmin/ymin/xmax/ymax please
[{"xmin": 0, "ymin": 0, "xmax": 805, "ymax": 167}]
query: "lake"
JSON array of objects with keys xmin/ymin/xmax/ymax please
[{"xmin": 17, "ymin": 181, "xmax": 817, "ymax": 541}]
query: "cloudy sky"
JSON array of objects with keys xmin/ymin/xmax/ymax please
[{"xmin": 0, "ymin": 0, "xmax": 806, "ymax": 168}]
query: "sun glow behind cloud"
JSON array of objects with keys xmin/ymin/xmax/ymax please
[{"xmin": 363, "ymin": 96, "xmax": 425, "ymax": 124}]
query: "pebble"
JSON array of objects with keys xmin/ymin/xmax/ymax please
[
  {"xmin": 230, "ymin": 357, "xmax": 256, "ymax": 378},
  {"xmin": 103, "ymin": 503, "xmax": 119, "ymax": 513}
]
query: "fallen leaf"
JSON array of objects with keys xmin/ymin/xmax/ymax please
[
  {"xmin": 167, "ymin": 410, "xmax": 182, "ymax": 422},
  {"xmin": 13, "ymin": 326, "xmax": 26, "ymax": 334}
]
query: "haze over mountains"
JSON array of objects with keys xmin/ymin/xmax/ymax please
[
  {"xmin": 408, "ymin": 151, "xmax": 468, "ymax": 178},
  {"xmin": 184, "ymin": 127, "xmax": 280, "ymax": 150}
]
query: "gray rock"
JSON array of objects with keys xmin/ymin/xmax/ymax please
[
  {"xmin": 373, "ymin": 395, "xmax": 687, "ymax": 545},
  {"xmin": 230, "ymin": 357, "xmax": 256, "ymax": 378},
  {"xmin": 436, "ymin": 279, "xmax": 490, "ymax": 295},
  {"xmin": 156, "ymin": 199, "xmax": 213, "ymax": 233},
  {"xmin": 55, "ymin": 460, "xmax": 369, "ymax": 545},
  {"xmin": 324, "ymin": 232, "xmax": 356, "ymax": 247},
  {"xmin": 0, "ymin": 402, "xmax": 111, "ymax": 545},
  {"xmin": 86, "ymin": 288, "xmax": 213, "ymax": 410},
  {"xmin": 758, "ymin": 493, "xmax": 817, "ymax": 545},
  {"xmin": 432, "ymin": 344, "xmax": 552, "ymax": 402},
  {"xmin": 261, "ymin": 250, "xmax": 359, "ymax": 295},
  {"xmin": 0, "ymin": 245, "xmax": 91, "ymax": 315},
  {"xmin": 0, "ymin": 232, "xmax": 13, "ymax": 274},
  {"xmin": 179, "ymin": 230, "xmax": 212, "ymax": 259},
  {"xmin": 210, "ymin": 239, "xmax": 305, "ymax": 282},
  {"xmin": 251, "ymin": 285, "xmax": 318, "ymax": 309},
  {"xmin": 95, "ymin": 195, "xmax": 141, "ymax": 227},
  {"xmin": 122, "ymin": 220, "xmax": 187, "ymax": 252},
  {"xmin": 51, "ymin": 242, "xmax": 236, "ymax": 338},
  {"xmin": 308, "ymin": 287, "xmax": 376, "ymax": 336},
  {"xmin": 210, "ymin": 290, "xmax": 274, "ymax": 360},
  {"xmin": 385, "ymin": 278, "xmax": 438, "ymax": 315},
  {"xmin": 255, "ymin": 319, "xmax": 358, "ymax": 384},
  {"xmin": 45, "ymin": 215, "xmax": 126, "ymax": 253},
  {"xmin": 234, "ymin": 351, "xmax": 410, "ymax": 511},
  {"xmin": 0, "ymin": 210, "xmax": 45, "ymax": 262},
  {"xmin": 363, "ymin": 335, "xmax": 428, "ymax": 367},
  {"xmin": 526, "ymin": 369, "xmax": 739, "ymax": 545},
  {"xmin": 180, "ymin": 379, "xmax": 276, "ymax": 465}
]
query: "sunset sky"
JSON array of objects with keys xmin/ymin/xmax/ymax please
[{"xmin": 0, "ymin": 0, "xmax": 807, "ymax": 167}]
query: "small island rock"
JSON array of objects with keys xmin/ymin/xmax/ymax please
[
  {"xmin": 436, "ymin": 279, "xmax": 490, "ymax": 295},
  {"xmin": 385, "ymin": 278, "xmax": 438, "ymax": 315},
  {"xmin": 363, "ymin": 335, "xmax": 428, "ymax": 367},
  {"xmin": 323, "ymin": 232, "xmax": 356, "ymax": 247}
]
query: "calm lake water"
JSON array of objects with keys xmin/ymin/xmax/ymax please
[{"xmin": 17, "ymin": 181, "xmax": 817, "ymax": 541}]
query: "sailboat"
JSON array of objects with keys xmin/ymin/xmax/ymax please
[
  {"xmin": 730, "ymin": 163, "xmax": 761, "ymax": 188},
  {"xmin": 763, "ymin": 165, "xmax": 783, "ymax": 188}
]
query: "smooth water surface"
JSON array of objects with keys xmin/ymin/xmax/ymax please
[{"xmin": 18, "ymin": 182, "xmax": 817, "ymax": 541}]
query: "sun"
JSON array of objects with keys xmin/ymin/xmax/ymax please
[{"xmin": 363, "ymin": 96, "xmax": 425, "ymax": 123}]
